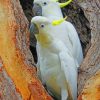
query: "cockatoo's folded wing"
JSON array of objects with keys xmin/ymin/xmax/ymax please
[
  {"xmin": 64, "ymin": 21, "xmax": 83, "ymax": 65},
  {"xmin": 59, "ymin": 48, "xmax": 77, "ymax": 100}
]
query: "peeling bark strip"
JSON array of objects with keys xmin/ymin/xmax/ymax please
[
  {"xmin": 78, "ymin": 0, "xmax": 100, "ymax": 99},
  {"xmin": 0, "ymin": 57, "xmax": 22, "ymax": 100},
  {"xmin": 0, "ymin": 0, "xmax": 52, "ymax": 99}
]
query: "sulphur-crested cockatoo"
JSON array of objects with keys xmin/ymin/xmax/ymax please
[
  {"xmin": 31, "ymin": 0, "xmax": 83, "ymax": 65},
  {"xmin": 30, "ymin": 16, "xmax": 77, "ymax": 100},
  {"xmin": 33, "ymin": 0, "xmax": 73, "ymax": 19}
]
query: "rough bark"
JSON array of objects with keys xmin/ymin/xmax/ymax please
[
  {"xmin": 77, "ymin": 0, "xmax": 100, "ymax": 99},
  {"xmin": 78, "ymin": 70, "xmax": 100, "ymax": 100},
  {"xmin": 0, "ymin": 0, "xmax": 52, "ymax": 99}
]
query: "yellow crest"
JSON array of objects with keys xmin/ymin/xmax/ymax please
[
  {"xmin": 59, "ymin": 0, "xmax": 73, "ymax": 8},
  {"xmin": 52, "ymin": 16, "xmax": 67, "ymax": 26},
  {"xmin": 51, "ymin": 0, "xmax": 73, "ymax": 8}
]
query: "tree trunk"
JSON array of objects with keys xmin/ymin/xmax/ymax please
[
  {"xmin": 0, "ymin": 0, "xmax": 52, "ymax": 99},
  {"xmin": 77, "ymin": 0, "xmax": 100, "ymax": 99}
]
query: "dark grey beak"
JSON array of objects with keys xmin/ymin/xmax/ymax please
[
  {"xmin": 32, "ymin": 3, "xmax": 42, "ymax": 16},
  {"xmin": 29, "ymin": 23, "xmax": 39, "ymax": 47}
]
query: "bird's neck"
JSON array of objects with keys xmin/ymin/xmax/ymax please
[
  {"xmin": 36, "ymin": 33, "xmax": 53, "ymax": 48},
  {"xmin": 36, "ymin": 33, "xmax": 63, "ymax": 54}
]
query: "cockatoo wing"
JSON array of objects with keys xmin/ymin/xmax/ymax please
[
  {"xmin": 58, "ymin": 44, "xmax": 77, "ymax": 100},
  {"xmin": 45, "ymin": 39, "xmax": 78, "ymax": 100},
  {"xmin": 64, "ymin": 21, "xmax": 83, "ymax": 65}
]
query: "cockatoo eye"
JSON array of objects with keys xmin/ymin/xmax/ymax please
[
  {"xmin": 40, "ymin": 24, "xmax": 45, "ymax": 28},
  {"xmin": 43, "ymin": 2, "xmax": 47, "ymax": 6}
]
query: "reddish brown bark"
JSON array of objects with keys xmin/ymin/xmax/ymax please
[{"xmin": 0, "ymin": 0, "xmax": 52, "ymax": 99}]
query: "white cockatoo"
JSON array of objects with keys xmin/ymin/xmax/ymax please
[
  {"xmin": 33, "ymin": 0, "xmax": 73, "ymax": 19},
  {"xmin": 30, "ymin": 16, "xmax": 77, "ymax": 100},
  {"xmin": 31, "ymin": 0, "xmax": 83, "ymax": 65}
]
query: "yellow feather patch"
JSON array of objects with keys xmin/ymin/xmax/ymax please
[
  {"xmin": 59, "ymin": 0, "xmax": 73, "ymax": 8},
  {"xmin": 35, "ymin": 33, "xmax": 52, "ymax": 48},
  {"xmin": 52, "ymin": 16, "xmax": 67, "ymax": 26}
]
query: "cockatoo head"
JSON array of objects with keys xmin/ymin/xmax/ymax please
[
  {"xmin": 33, "ymin": 0, "xmax": 72, "ymax": 16},
  {"xmin": 31, "ymin": 16, "xmax": 51, "ymax": 35},
  {"xmin": 30, "ymin": 16, "xmax": 53, "ymax": 46},
  {"xmin": 30, "ymin": 16, "xmax": 67, "ymax": 44}
]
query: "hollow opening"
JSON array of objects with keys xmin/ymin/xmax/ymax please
[
  {"xmin": 19, "ymin": 0, "xmax": 91, "ymax": 64},
  {"xmin": 19, "ymin": 0, "xmax": 91, "ymax": 99}
]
